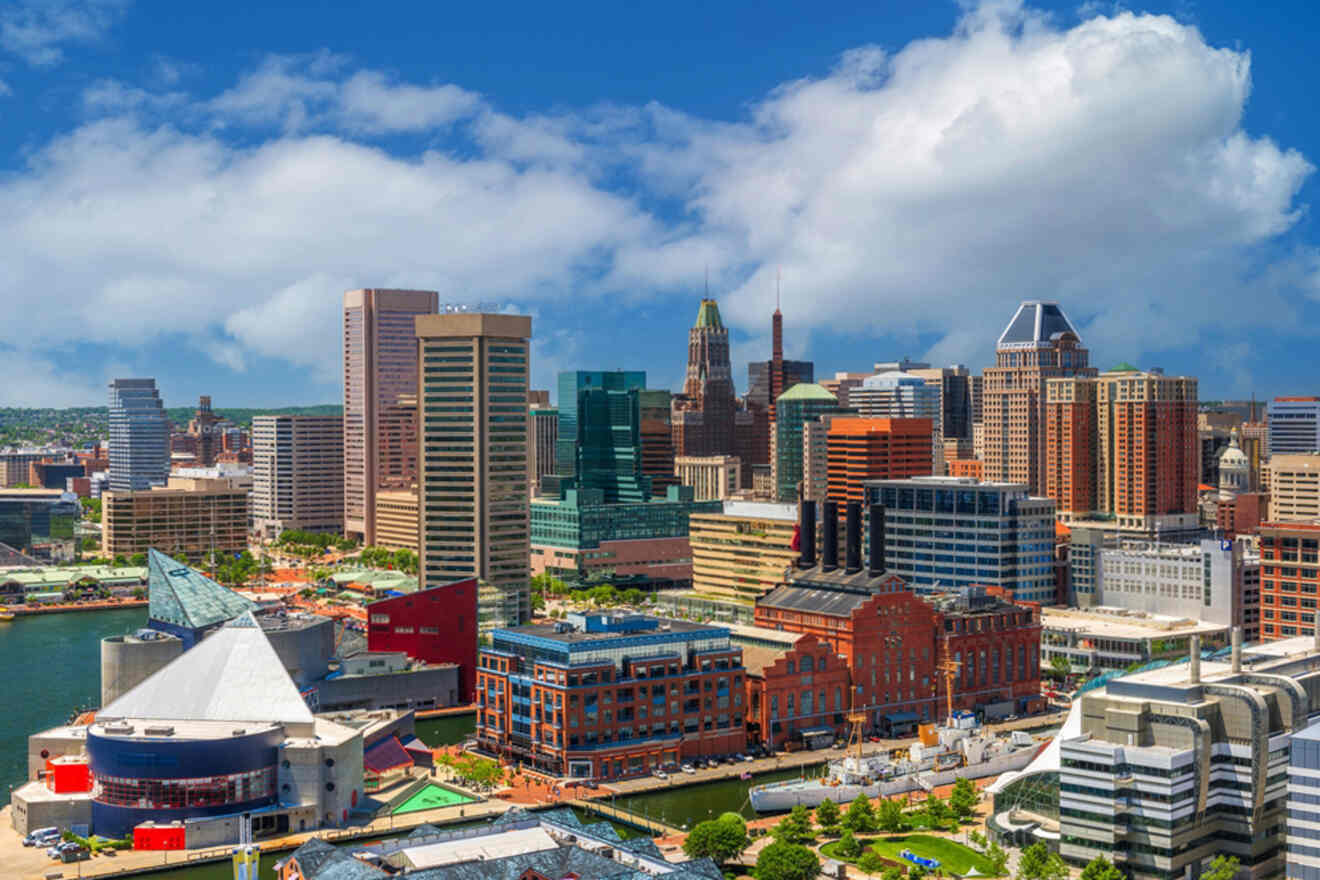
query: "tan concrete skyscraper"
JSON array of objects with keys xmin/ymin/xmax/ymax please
[
  {"xmin": 982, "ymin": 301, "xmax": 1096, "ymax": 494},
  {"xmin": 342, "ymin": 289, "xmax": 438, "ymax": 543},
  {"xmin": 415, "ymin": 312, "xmax": 532, "ymax": 627}
]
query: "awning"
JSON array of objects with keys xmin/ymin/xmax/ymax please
[
  {"xmin": 884, "ymin": 712, "xmax": 920, "ymax": 724},
  {"xmin": 364, "ymin": 735, "xmax": 414, "ymax": 774}
]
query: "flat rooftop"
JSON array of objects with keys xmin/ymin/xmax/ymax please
[
  {"xmin": 401, "ymin": 825, "xmax": 559, "ymax": 869},
  {"xmin": 499, "ymin": 618, "xmax": 724, "ymax": 645},
  {"xmin": 89, "ymin": 719, "xmax": 282, "ymax": 741},
  {"xmin": 1041, "ymin": 607, "xmax": 1228, "ymax": 639}
]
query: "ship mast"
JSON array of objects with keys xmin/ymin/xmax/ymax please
[
  {"xmin": 936, "ymin": 640, "xmax": 961, "ymax": 724},
  {"xmin": 846, "ymin": 687, "xmax": 867, "ymax": 760}
]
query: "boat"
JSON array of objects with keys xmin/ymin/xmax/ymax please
[
  {"xmin": 0, "ymin": 611, "xmax": 14, "ymax": 622},
  {"xmin": 748, "ymin": 710, "xmax": 1045, "ymax": 812}
]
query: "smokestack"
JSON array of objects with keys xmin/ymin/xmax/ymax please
[
  {"xmin": 845, "ymin": 502, "xmax": 862, "ymax": 574},
  {"xmin": 868, "ymin": 503, "xmax": 885, "ymax": 577},
  {"xmin": 1231, "ymin": 626, "xmax": 1242, "ymax": 673},
  {"xmin": 822, "ymin": 501, "xmax": 839, "ymax": 571},
  {"xmin": 1314, "ymin": 619, "xmax": 1320, "ymax": 653},
  {"xmin": 798, "ymin": 501, "xmax": 817, "ymax": 569},
  {"xmin": 1189, "ymin": 635, "xmax": 1201, "ymax": 684}
]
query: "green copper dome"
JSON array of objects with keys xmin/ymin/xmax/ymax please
[
  {"xmin": 1108, "ymin": 361, "xmax": 1140, "ymax": 373},
  {"xmin": 694, "ymin": 298, "xmax": 724, "ymax": 329},
  {"xmin": 776, "ymin": 382, "xmax": 837, "ymax": 403}
]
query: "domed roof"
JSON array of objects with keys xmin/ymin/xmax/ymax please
[
  {"xmin": 776, "ymin": 382, "xmax": 837, "ymax": 403},
  {"xmin": 1219, "ymin": 429, "xmax": 1249, "ymax": 467}
]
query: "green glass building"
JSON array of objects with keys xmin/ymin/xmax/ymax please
[
  {"xmin": 774, "ymin": 383, "xmax": 848, "ymax": 502},
  {"xmin": 551, "ymin": 370, "xmax": 650, "ymax": 503}
]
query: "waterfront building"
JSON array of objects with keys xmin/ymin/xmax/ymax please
[
  {"xmin": 1054, "ymin": 632, "xmax": 1319, "ymax": 878},
  {"xmin": 528, "ymin": 403, "xmax": 558, "ymax": 496},
  {"xmin": 101, "ymin": 476, "xmax": 248, "ymax": 560},
  {"xmin": 108, "ymin": 378, "xmax": 170, "ymax": 492},
  {"xmin": 367, "ymin": 579, "xmax": 477, "ymax": 702},
  {"xmin": 754, "ymin": 502, "xmax": 1043, "ymax": 731},
  {"xmin": 674, "ymin": 454, "xmax": 741, "ymax": 501},
  {"xmin": 774, "ymin": 383, "xmax": 846, "ymax": 502},
  {"xmin": 826, "ymin": 417, "xmax": 933, "ymax": 507},
  {"xmin": 529, "ymin": 485, "xmax": 720, "ymax": 589},
  {"xmin": 0, "ymin": 488, "xmax": 80, "ymax": 562},
  {"xmin": 1270, "ymin": 396, "xmax": 1320, "ymax": 455},
  {"xmin": 1045, "ymin": 366, "xmax": 1199, "ymax": 531},
  {"xmin": 415, "ymin": 312, "xmax": 531, "ymax": 628},
  {"xmin": 982, "ymin": 301, "xmax": 1096, "ymax": 494},
  {"xmin": 342, "ymin": 288, "xmax": 437, "ymax": 544},
  {"xmin": 689, "ymin": 500, "xmax": 799, "ymax": 601},
  {"xmin": 475, "ymin": 613, "xmax": 747, "ymax": 779},
  {"xmin": 737, "ymin": 626, "xmax": 851, "ymax": 750},
  {"xmin": 866, "ymin": 476, "xmax": 1057, "ymax": 604},
  {"xmin": 276, "ymin": 806, "xmax": 723, "ymax": 880},
  {"xmin": 252, "ymin": 414, "xmax": 344, "ymax": 539},
  {"xmin": 638, "ymin": 389, "xmax": 678, "ymax": 498},
  {"xmin": 1269, "ymin": 454, "xmax": 1320, "ymax": 522},
  {"xmin": 672, "ymin": 299, "xmax": 737, "ymax": 458},
  {"xmin": 850, "ymin": 371, "xmax": 943, "ymax": 474},
  {"xmin": 373, "ymin": 488, "xmax": 418, "ymax": 552}
]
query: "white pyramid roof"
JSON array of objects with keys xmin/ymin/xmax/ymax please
[{"xmin": 100, "ymin": 612, "xmax": 314, "ymax": 726}]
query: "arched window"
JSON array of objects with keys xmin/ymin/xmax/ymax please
[{"xmin": 800, "ymin": 655, "xmax": 813, "ymax": 673}]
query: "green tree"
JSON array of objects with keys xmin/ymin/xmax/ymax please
[
  {"xmin": 1016, "ymin": 842, "xmax": 1067, "ymax": 880},
  {"xmin": 773, "ymin": 805, "xmax": 814, "ymax": 844},
  {"xmin": 987, "ymin": 841, "xmax": 1009, "ymax": 875},
  {"xmin": 131, "ymin": 587, "xmax": 145, "ymax": 600},
  {"xmin": 755, "ymin": 841, "xmax": 820, "ymax": 880},
  {"xmin": 814, "ymin": 798, "xmax": 840, "ymax": 832},
  {"xmin": 1049, "ymin": 654, "xmax": 1072, "ymax": 681},
  {"xmin": 1080, "ymin": 856, "xmax": 1126, "ymax": 880},
  {"xmin": 834, "ymin": 829, "xmax": 862, "ymax": 859},
  {"xmin": 855, "ymin": 851, "xmax": 887, "ymax": 875},
  {"xmin": 531, "ymin": 592, "xmax": 546, "ymax": 612},
  {"xmin": 950, "ymin": 777, "xmax": 978, "ymax": 820},
  {"xmin": 879, "ymin": 867, "xmax": 903, "ymax": 880},
  {"xmin": 683, "ymin": 813, "xmax": 748, "ymax": 864},
  {"xmin": 1202, "ymin": 855, "xmax": 1240, "ymax": 880},
  {"xmin": 924, "ymin": 792, "xmax": 950, "ymax": 827},
  {"xmin": 128, "ymin": 552, "xmax": 146, "ymax": 567},
  {"xmin": 622, "ymin": 587, "xmax": 645, "ymax": 606},
  {"xmin": 967, "ymin": 829, "xmax": 986, "ymax": 850},
  {"xmin": 843, "ymin": 793, "xmax": 877, "ymax": 833},
  {"xmin": 876, "ymin": 797, "xmax": 904, "ymax": 833}
]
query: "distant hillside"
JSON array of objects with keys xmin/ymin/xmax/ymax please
[{"xmin": 0, "ymin": 405, "xmax": 342, "ymax": 447}]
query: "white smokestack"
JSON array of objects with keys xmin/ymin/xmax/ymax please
[
  {"xmin": 1189, "ymin": 635, "xmax": 1201, "ymax": 684},
  {"xmin": 1231, "ymin": 626, "xmax": 1242, "ymax": 674}
]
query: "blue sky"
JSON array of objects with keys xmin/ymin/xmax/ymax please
[{"xmin": 1, "ymin": 0, "xmax": 1318, "ymax": 407}]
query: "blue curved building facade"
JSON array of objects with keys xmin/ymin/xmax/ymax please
[{"xmin": 87, "ymin": 725, "xmax": 283, "ymax": 838}]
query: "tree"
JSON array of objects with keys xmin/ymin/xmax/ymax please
[
  {"xmin": 879, "ymin": 868, "xmax": 903, "ymax": 880},
  {"xmin": 1049, "ymin": 654, "xmax": 1072, "ymax": 681},
  {"xmin": 1016, "ymin": 842, "xmax": 1067, "ymax": 880},
  {"xmin": 683, "ymin": 813, "xmax": 748, "ymax": 864},
  {"xmin": 950, "ymin": 777, "xmax": 978, "ymax": 820},
  {"xmin": 131, "ymin": 587, "xmax": 145, "ymax": 600},
  {"xmin": 967, "ymin": 829, "xmax": 986, "ymax": 850},
  {"xmin": 876, "ymin": 797, "xmax": 905, "ymax": 833},
  {"xmin": 814, "ymin": 798, "xmax": 840, "ymax": 832},
  {"xmin": 755, "ymin": 841, "xmax": 820, "ymax": 880},
  {"xmin": 924, "ymin": 792, "xmax": 950, "ymax": 827},
  {"xmin": 843, "ymin": 793, "xmax": 877, "ymax": 833},
  {"xmin": 986, "ymin": 841, "xmax": 1009, "ymax": 875},
  {"xmin": 531, "ymin": 592, "xmax": 546, "ymax": 612},
  {"xmin": 1202, "ymin": 855, "xmax": 1240, "ymax": 880},
  {"xmin": 1080, "ymin": 856, "xmax": 1126, "ymax": 880},
  {"xmin": 834, "ymin": 829, "xmax": 862, "ymax": 859},
  {"xmin": 128, "ymin": 552, "xmax": 146, "ymax": 567},
  {"xmin": 856, "ymin": 852, "xmax": 887, "ymax": 875},
  {"xmin": 773, "ymin": 805, "xmax": 814, "ymax": 844}
]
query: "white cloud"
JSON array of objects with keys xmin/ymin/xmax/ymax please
[
  {"xmin": 0, "ymin": 348, "xmax": 106, "ymax": 406},
  {"xmin": 0, "ymin": 0, "xmax": 127, "ymax": 66},
  {"xmin": 0, "ymin": 0, "xmax": 1316, "ymax": 402}
]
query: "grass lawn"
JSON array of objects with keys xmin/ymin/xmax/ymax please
[
  {"xmin": 392, "ymin": 783, "xmax": 477, "ymax": 815},
  {"xmin": 821, "ymin": 834, "xmax": 1000, "ymax": 876}
]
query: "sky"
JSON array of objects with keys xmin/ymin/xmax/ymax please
[{"xmin": 2, "ymin": 0, "xmax": 1319, "ymax": 408}]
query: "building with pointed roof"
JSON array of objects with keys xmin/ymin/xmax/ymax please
[
  {"xmin": 673, "ymin": 299, "xmax": 737, "ymax": 459},
  {"xmin": 145, "ymin": 547, "xmax": 257, "ymax": 647}
]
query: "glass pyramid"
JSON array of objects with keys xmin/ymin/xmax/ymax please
[{"xmin": 147, "ymin": 547, "xmax": 256, "ymax": 631}]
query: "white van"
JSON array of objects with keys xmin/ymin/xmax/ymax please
[{"xmin": 24, "ymin": 827, "xmax": 59, "ymax": 846}]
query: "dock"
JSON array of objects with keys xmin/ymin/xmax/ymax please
[{"xmin": 567, "ymin": 798, "xmax": 683, "ymax": 836}]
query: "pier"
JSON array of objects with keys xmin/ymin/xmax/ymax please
[{"xmin": 567, "ymin": 798, "xmax": 683, "ymax": 836}]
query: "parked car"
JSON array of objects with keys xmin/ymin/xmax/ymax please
[
  {"xmin": 653, "ymin": 768, "xmax": 668, "ymax": 780},
  {"xmin": 831, "ymin": 740, "xmax": 845, "ymax": 750},
  {"xmin": 60, "ymin": 846, "xmax": 90, "ymax": 863},
  {"xmin": 740, "ymin": 753, "xmax": 754, "ymax": 762},
  {"xmin": 724, "ymin": 755, "xmax": 737, "ymax": 765},
  {"xmin": 680, "ymin": 763, "xmax": 696, "ymax": 775},
  {"xmin": 24, "ymin": 828, "xmax": 59, "ymax": 847}
]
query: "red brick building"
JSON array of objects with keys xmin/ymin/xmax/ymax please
[
  {"xmin": 367, "ymin": 578, "xmax": 478, "ymax": 702},
  {"xmin": 1257, "ymin": 522, "xmax": 1320, "ymax": 640},
  {"xmin": 742, "ymin": 631, "xmax": 858, "ymax": 749},
  {"xmin": 1217, "ymin": 492, "xmax": 1267, "ymax": 540},
  {"xmin": 826, "ymin": 417, "xmax": 933, "ymax": 507},
  {"xmin": 475, "ymin": 614, "xmax": 747, "ymax": 780}
]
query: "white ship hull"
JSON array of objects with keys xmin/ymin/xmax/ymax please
[{"xmin": 748, "ymin": 745, "xmax": 1040, "ymax": 812}]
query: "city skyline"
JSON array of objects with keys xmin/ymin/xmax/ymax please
[{"xmin": 2, "ymin": 0, "xmax": 1320, "ymax": 406}]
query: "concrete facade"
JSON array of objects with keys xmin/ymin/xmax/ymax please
[
  {"xmin": 100, "ymin": 631, "xmax": 183, "ymax": 707},
  {"xmin": 102, "ymin": 478, "xmax": 249, "ymax": 559},
  {"xmin": 252, "ymin": 414, "xmax": 344, "ymax": 539}
]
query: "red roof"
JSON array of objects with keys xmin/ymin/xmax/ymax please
[{"xmin": 364, "ymin": 735, "xmax": 413, "ymax": 774}]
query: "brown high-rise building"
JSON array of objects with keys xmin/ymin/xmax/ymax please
[
  {"xmin": 415, "ymin": 312, "xmax": 531, "ymax": 628},
  {"xmin": 672, "ymin": 299, "xmax": 737, "ymax": 458},
  {"xmin": 342, "ymin": 288, "xmax": 438, "ymax": 543},
  {"xmin": 186, "ymin": 395, "xmax": 223, "ymax": 466},
  {"xmin": 982, "ymin": 301, "xmax": 1096, "ymax": 494},
  {"xmin": 825, "ymin": 417, "xmax": 934, "ymax": 507},
  {"xmin": 1046, "ymin": 367, "xmax": 1199, "ymax": 530},
  {"xmin": 639, "ymin": 389, "xmax": 678, "ymax": 498}
]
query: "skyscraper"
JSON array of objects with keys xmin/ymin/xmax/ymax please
[
  {"xmin": 185, "ymin": 395, "xmax": 223, "ymax": 467},
  {"xmin": 252, "ymin": 415, "xmax": 345, "ymax": 538},
  {"xmin": 672, "ymin": 299, "xmax": 737, "ymax": 458},
  {"xmin": 342, "ymin": 288, "xmax": 438, "ymax": 543},
  {"xmin": 415, "ymin": 312, "xmax": 531, "ymax": 627},
  {"xmin": 774, "ymin": 383, "xmax": 849, "ymax": 502},
  {"xmin": 826, "ymin": 417, "xmax": 934, "ymax": 507},
  {"xmin": 108, "ymin": 378, "xmax": 170, "ymax": 492},
  {"xmin": 553, "ymin": 371, "xmax": 650, "ymax": 503},
  {"xmin": 528, "ymin": 404, "xmax": 558, "ymax": 497},
  {"xmin": 1045, "ymin": 366, "xmax": 1199, "ymax": 531},
  {"xmin": 850, "ymin": 371, "xmax": 944, "ymax": 474},
  {"xmin": 747, "ymin": 306, "xmax": 814, "ymax": 423},
  {"xmin": 1268, "ymin": 396, "xmax": 1320, "ymax": 455},
  {"xmin": 982, "ymin": 301, "xmax": 1096, "ymax": 494},
  {"xmin": 638, "ymin": 389, "xmax": 678, "ymax": 498}
]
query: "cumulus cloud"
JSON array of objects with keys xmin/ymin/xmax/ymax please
[
  {"xmin": 0, "ymin": 0, "xmax": 1316, "ymax": 403},
  {"xmin": 0, "ymin": 0, "xmax": 127, "ymax": 66}
]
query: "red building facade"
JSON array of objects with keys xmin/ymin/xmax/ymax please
[
  {"xmin": 744, "ymin": 633, "xmax": 855, "ymax": 749},
  {"xmin": 367, "ymin": 578, "xmax": 478, "ymax": 702},
  {"xmin": 1258, "ymin": 522, "xmax": 1320, "ymax": 640}
]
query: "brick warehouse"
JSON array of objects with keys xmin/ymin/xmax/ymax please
[
  {"xmin": 754, "ymin": 500, "xmax": 1043, "ymax": 735},
  {"xmin": 475, "ymin": 613, "xmax": 746, "ymax": 779}
]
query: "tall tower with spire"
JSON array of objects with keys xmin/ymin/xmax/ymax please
[{"xmin": 673, "ymin": 299, "xmax": 737, "ymax": 457}]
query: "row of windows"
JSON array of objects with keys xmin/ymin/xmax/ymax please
[{"xmin": 95, "ymin": 767, "xmax": 276, "ymax": 809}]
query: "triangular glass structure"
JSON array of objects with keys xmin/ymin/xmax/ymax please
[{"xmin": 147, "ymin": 547, "xmax": 256, "ymax": 631}]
